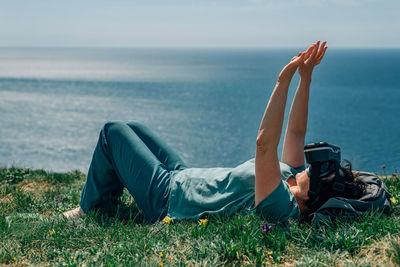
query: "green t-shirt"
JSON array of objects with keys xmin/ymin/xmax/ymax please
[{"xmin": 166, "ymin": 158, "xmax": 305, "ymax": 222}]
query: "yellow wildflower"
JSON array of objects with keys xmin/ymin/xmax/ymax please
[
  {"xmin": 198, "ymin": 219, "xmax": 208, "ymax": 226},
  {"xmin": 158, "ymin": 263, "xmax": 164, "ymax": 267},
  {"xmin": 159, "ymin": 253, "xmax": 164, "ymax": 258},
  {"xmin": 13, "ymin": 257, "xmax": 16, "ymax": 261},
  {"xmin": 162, "ymin": 216, "xmax": 173, "ymax": 225},
  {"xmin": 390, "ymin": 197, "xmax": 398, "ymax": 205},
  {"xmin": 267, "ymin": 251, "xmax": 272, "ymax": 255},
  {"xmin": 49, "ymin": 229, "xmax": 56, "ymax": 236},
  {"xmin": 262, "ymin": 260, "xmax": 266, "ymax": 264}
]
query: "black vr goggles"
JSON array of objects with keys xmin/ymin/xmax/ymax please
[
  {"xmin": 305, "ymin": 142, "xmax": 341, "ymax": 178},
  {"xmin": 304, "ymin": 142, "xmax": 361, "ymax": 211}
]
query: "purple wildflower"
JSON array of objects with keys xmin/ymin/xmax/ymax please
[
  {"xmin": 54, "ymin": 196, "xmax": 64, "ymax": 202},
  {"xmin": 261, "ymin": 223, "xmax": 276, "ymax": 233}
]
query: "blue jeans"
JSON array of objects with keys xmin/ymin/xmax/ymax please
[{"xmin": 79, "ymin": 121, "xmax": 187, "ymax": 223}]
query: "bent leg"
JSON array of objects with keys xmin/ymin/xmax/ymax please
[
  {"xmin": 126, "ymin": 120, "xmax": 187, "ymax": 171},
  {"xmin": 80, "ymin": 121, "xmax": 171, "ymax": 222},
  {"xmin": 80, "ymin": 125, "xmax": 124, "ymax": 214}
]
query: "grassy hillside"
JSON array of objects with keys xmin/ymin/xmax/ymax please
[{"xmin": 1, "ymin": 167, "xmax": 399, "ymax": 266}]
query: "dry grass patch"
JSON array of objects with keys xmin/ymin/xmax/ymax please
[
  {"xmin": 355, "ymin": 234, "xmax": 399, "ymax": 266},
  {"xmin": 19, "ymin": 179, "xmax": 53, "ymax": 194},
  {"xmin": 0, "ymin": 194, "xmax": 13, "ymax": 204}
]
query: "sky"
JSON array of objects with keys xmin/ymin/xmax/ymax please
[{"xmin": 0, "ymin": 0, "xmax": 399, "ymax": 48}]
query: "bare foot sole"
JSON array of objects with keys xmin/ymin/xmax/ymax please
[{"xmin": 61, "ymin": 207, "xmax": 86, "ymax": 219}]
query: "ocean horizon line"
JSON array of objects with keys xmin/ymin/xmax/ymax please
[{"xmin": 1, "ymin": 45, "xmax": 400, "ymax": 50}]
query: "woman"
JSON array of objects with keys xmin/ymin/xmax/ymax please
[{"xmin": 63, "ymin": 41, "xmax": 328, "ymax": 223}]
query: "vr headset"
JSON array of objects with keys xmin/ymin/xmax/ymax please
[
  {"xmin": 305, "ymin": 142, "xmax": 341, "ymax": 178},
  {"xmin": 304, "ymin": 142, "xmax": 361, "ymax": 211}
]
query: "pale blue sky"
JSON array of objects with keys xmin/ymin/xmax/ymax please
[{"xmin": 1, "ymin": 0, "xmax": 399, "ymax": 48}]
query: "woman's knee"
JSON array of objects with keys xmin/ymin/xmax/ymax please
[
  {"xmin": 101, "ymin": 120, "xmax": 148, "ymax": 148},
  {"xmin": 126, "ymin": 120, "xmax": 147, "ymax": 132},
  {"xmin": 102, "ymin": 120, "xmax": 126, "ymax": 140}
]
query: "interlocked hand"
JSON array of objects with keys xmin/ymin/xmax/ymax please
[{"xmin": 298, "ymin": 41, "xmax": 328, "ymax": 79}]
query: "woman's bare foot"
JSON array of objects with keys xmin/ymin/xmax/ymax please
[{"xmin": 61, "ymin": 207, "xmax": 86, "ymax": 219}]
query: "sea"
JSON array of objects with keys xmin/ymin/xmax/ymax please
[{"xmin": 0, "ymin": 47, "xmax": 399, "ymax": 174}]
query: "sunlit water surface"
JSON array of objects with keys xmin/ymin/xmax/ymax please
[{"xmin": 0, "ymin": 48, "xmax": 399, "ymax": 173}]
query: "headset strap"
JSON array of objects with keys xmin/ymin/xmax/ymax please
[
  {"xmin": 332, "ymin": 161, "xmax": 346, "ymax": 193},
  {"xmin": 306, "ymin": 162, "xmax": 322, "ymax": 209}
]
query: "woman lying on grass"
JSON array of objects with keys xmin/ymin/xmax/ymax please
[{"xmin": 63, "ymin": 41, "xmax": 330, "ymax": 223}]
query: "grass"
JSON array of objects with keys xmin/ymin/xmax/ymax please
[{"xmin": 1, "ymin": 167, "xmax": 400, "ymax": 266}]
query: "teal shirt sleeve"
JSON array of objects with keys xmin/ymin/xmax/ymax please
[
  {"xmin": 249, "ymin": 162, "xmax": 306, "ymax": 222},
  {"xmin": 252, "ymin": 180, "xmax": 300, "ymax": 222},
  {"xmin": 279, "ymin": 162, "xmax": 306, "ymax": 181}
]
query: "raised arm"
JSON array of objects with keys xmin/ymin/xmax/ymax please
[
  {"xmin": 282, "ymin": 41, "xmax": 328, "ymax": 168},
  {"xmin": 254, "ymin": 52, "xmax": 305, "ymax": 206}
]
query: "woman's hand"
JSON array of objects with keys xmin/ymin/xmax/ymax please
[
  {"xmin": 278, "ymin": 51, "xmax": 306, "ymax": 82},
  {"xmin": 299, "ymin": 41, "xmax": 327, "ymax": 80}
]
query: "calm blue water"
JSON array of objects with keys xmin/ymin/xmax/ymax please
[{"xmin": 0, "ymin": 47, "xmax": 399, "ymax": 173}]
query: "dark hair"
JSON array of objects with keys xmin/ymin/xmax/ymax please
[
  {"xmin": 341, "ymin": 159, "xmax": 358, "ymax": 180},
  {"xmin": 300, "ymin": 160, "xmax": 365, "ymax": 222}
]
